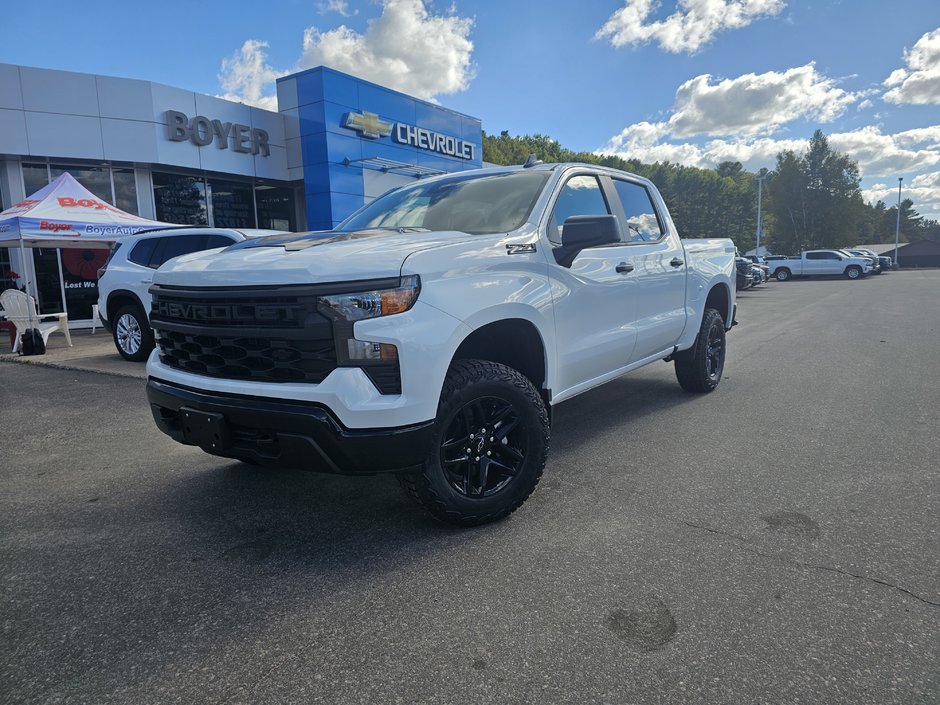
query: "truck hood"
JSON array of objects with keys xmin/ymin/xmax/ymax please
[{"xmin": 152, "ymin": 228, "xmax": 480, "ymax": 287}]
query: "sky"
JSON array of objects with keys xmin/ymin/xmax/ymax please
[{"xmin": 4, "ymin": 0, "xmax": 940, "ymax": 217}]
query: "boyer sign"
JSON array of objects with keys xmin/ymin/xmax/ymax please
[{"xmin": 165, "ymin": 110, "xmax": 270, "ymax": 157}]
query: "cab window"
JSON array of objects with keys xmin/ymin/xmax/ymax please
[
  {"xmin": 612, "ymin": 180, "xmax": 664, "ymax": 242},
  {"xmin": 549, "ymin": 175, "xmax": 610, "ymax": 244}
]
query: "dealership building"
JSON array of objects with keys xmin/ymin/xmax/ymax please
[{"xmin": 0, "ymin": 62, "xmax": 482, "ymax": 324}]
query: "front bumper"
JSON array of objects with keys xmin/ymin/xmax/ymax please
[{"xmin": 147, "ymin": 378, "xmax": 434, "ymax": 474}]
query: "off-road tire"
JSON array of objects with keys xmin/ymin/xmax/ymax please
[
  {"xmin": 775, "ymin": 268, "xmax": 791, "ymax": 282},
  {"xmin": 113, "ymin": 304, "xmax": 155, "ymax": 362},
  {"xmin": 398, "ymin": 359, "xmax": 550, "ymax": 527},
  {"xmin": 674, "ymin": 308, "xmax": 726, "ymax": 393}
]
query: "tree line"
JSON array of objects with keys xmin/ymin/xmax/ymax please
[{"xmin": 482, "ymin": 129, "xmax": 940, "ymax": 254}]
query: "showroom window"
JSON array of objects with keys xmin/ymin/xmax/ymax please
[
  {"xmin": 152, "ymin": 172, "xmax": 209, "ymax": 226},
  {"xmin": 152, "ymin": 172, "xmax": 295, "ymax": 230},
  {"xmin": 21, "ymin": 162, "xmax": 139, "ymax": 215},
  {"xmin": 256, "ymin": 185, "xmax": 295, "ymax": 231},
  {"xmin": 207, "ymin": 178, "xmax": 255, "ymax": 228}
]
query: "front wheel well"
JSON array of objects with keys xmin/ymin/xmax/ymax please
[{"xmin": 451, "ymin": 319, "xmax": 548, "ymax": 403}]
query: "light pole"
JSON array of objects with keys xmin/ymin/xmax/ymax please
[
  {"xmin": 893, "ymin": 177, "xmax": 903, "ymax": 268},
  {"xmin": 755, "ymin": 170, "xmax": 767, "ymax": 256}
]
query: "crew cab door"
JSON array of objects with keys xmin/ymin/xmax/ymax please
[
  {"xmin": 607, "ymin": 177, "xmax": 687, "ymax": 361},
  {"xmin": 805, "ymin": 251, "xmax": 841, "ymax": 274},
  {"xmin": 545, "ymin": 172, "xmax": 639, "ymax": 394}
]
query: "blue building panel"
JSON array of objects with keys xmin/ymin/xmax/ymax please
[
  {"xmin": 294, "ymin": 69, "xmax": 323, "ymax": 109},
  {"xmin": 278, "ymin": 66, "xmax": 482, "ymax": 228},
  {"xmin": 357, "ymin": 83, "xmax": 418, "ymax": 125},
  {"xmin": 326, "ymin": 163, "xmax": 365, "ymax": 197},
  {"xmin": 300, "ymin": 132, "xmax": 329, "ymax": 165},
  {"xmin": 320, "ymin": 69, "xmax": 360, "ymax": 109},
  {"xmin": 414, "ymin": 101, "xmax": 458, "ymax": 135},
  {"xmin": 460, "ymin": 116, "xmax": 484, "ymax": 143},
  {"xmin": 330, "ymin": 192, "xmax": 367, "ymax": 222},
  {"xmin": 323, "ymin": 131, "xmax": 364, "ymax": 164},
  {"xmin": 305, "ymin": 189, "xmax": 334, "ymax": 231},
  {"xmin": 297, "ymin": 101, "xmax": 327, "ymax": 137},
  {"xmin": 303, "ymin": 162, "xmax": 331, "ymax": 194}
]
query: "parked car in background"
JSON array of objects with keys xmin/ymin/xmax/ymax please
[
  {"xmin": 735, "ymin": 257, "xmax": 754, "ymax": 289},
  {"xmin": 746, "ymin": 255, "xmax": 771, "ymax": 282},
  {"xmin": 97, "ymin": 227, "xmax": 282, "ymax": 361},
  {"xmin": 840, "ymin": 249, "xmax": 880, "ymax": 275},
  {"xmin": 768, "ymin": 250, "xmax": 874, "ymax": 281},
  {"xmin": 845, "ymin": 248, "xmax": 891, "ymax": 273}
]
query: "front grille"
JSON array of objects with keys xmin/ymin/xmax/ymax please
[
  {"xmin": 151, "ymin": 285, "xmax": 337, "ymax": 384},
  {"xmin": 155, "ymin": 330, "xmax": 337, "ymax": 383}
]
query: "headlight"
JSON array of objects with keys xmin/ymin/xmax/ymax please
[
  {"xmin": 318, "ymin": 275, "xmax": 420, "ymax": 321},
  {"xmin": 317, "ymin": 276, "xmax": 419, "ymax": 392}
]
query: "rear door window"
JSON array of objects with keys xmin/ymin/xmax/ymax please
[
  {"xmin": 204, "ymin": 234, "xmax": 237, "ymax": 250},
  {"xmin": 611, "ymin": 180, "xmax": 664, "ymax": 242},
  {"xmin": 157, "ymin": 235, "xmax": 210, "ymax": 266}
]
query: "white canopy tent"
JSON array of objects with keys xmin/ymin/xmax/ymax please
[{"xmin": 0, "ymin": 172, "xmax": 179, "ymax": 325}]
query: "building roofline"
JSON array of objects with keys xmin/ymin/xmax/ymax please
[{"xmin": 276, "ymin": 65, "xmax": 481, "ymax": 122}]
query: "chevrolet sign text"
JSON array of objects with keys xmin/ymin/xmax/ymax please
[{"xmin": 393, "ymin": 124, "xmax": 475, "ymax": 160}]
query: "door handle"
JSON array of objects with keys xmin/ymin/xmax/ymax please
[
  {"xmin": 670, "ymin": 257, "xmax": 685, "ymax": 267},
  {"xmin": 616, "ymin": 262, "xmax": 634, "ymax": 274}
]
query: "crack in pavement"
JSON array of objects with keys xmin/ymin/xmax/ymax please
[{"xmin": 682, "ymin": 521, "xmax": 940, "ymax": 608}]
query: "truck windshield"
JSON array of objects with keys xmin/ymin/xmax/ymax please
[{"xmin": 338, "ymin": 171, "xmax": 551, "ymax": 235}]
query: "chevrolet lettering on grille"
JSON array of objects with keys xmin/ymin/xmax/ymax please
[{"xmin": 155, "ymin": 301, "xmax": 302, "ymax": 324}]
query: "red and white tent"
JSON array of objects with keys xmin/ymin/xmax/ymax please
[
  {"xmin": 0, "ymin": 172, "xmax": 176, "ymax": 249},
  {"xmin": 0, "ymin": 172, "xmax": 181, "ymax": 325}
]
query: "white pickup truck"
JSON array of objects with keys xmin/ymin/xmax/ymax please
[
  {"xmin": 145, "ymin": 162, "xmax": 737, "ymax": 525},
  {"xmin": 769, "ymin": 249, "xmax": 874, "ymax": 281}
]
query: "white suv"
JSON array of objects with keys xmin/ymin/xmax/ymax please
[{"xmin": 97, "ymin": 227, "xmax": 280, "ymax": 360}]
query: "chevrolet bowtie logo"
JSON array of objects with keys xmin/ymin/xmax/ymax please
[{"xmin": 343, "ymin": 111, "xmax": 393, "ymax": 139}]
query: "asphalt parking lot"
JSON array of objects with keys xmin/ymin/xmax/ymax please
[{"xmin": 2, "ymin": 271, "xmax": 938, "ymax": 705}]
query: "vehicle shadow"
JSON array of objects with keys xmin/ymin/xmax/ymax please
[
  {"xmin": 550, "ymin": 371, "xmax": 702, "ymax": 456},
  {"xmin": 146, "ymin": 369, "xmax": 703, "ymax": 558}
]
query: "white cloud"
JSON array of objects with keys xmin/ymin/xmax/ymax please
[
  {"xmin": 862, "ymin": 172, "xmax": 940, "ymax": 220},
  {"xmin": 601, "ymin": 124, "xmax": 805, "ymax": 169},
  {"xmin": 217, "ymin": 0, "xmax": 474, "ymax": 109},
  {"xmin": 599, "ymin": 61, "xmax": 937, "ymax": 183},
  {"xmin": 600, "ymin": 125, "xmax": 940, "ymax": 179},
  {"xmin": 217, "ymin": 40, "xmax": 286, "ymax": 111},
  {"xmin": 883, "ymin": 28, "xmax": 940, "ymax": 105},
  {"xmin": 828, "ymin": 127, "xmax": 940, "ymax": 177},
  {"xmin": 318, "ymin": 0, "xmax": 357, "ymax": 17},
  {"xmin": 893, "ymin": 126, "xmax": 940, "ymax": 151},
  {"xmin": 667, "ymin": 63, "xmax": 856, "ymax": 137},
  {"xmin": 596, "ymin": 0, "xmax": 786, "ymax": 54},
  {"xmin": 298, "ymin": 0, "xmax": 474, "ymax": 101}
]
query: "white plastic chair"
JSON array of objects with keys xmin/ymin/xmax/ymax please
[{"xmin": 0, "ymin": 289, "xmax": 72, "ymax": 353}]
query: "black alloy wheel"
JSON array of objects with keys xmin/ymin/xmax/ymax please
[
  {"xmin": 398, "ymin": 360, "xmax": 549, "ymax": 526},
  {"xmin": 439, "ymin": 396, "xmax": 527, "ymax": 498},
  {"xmin": 704, "ymin": 322, "xmax": 724, "ymax": 382},
  {"xmin": 674, "ymin": 308, "xmax": 726, "ymax": 393}
]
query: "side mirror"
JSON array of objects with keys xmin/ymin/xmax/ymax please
[{"xmin": 554, "ymin": 215, "xmax": 620, "ymax": 267}]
